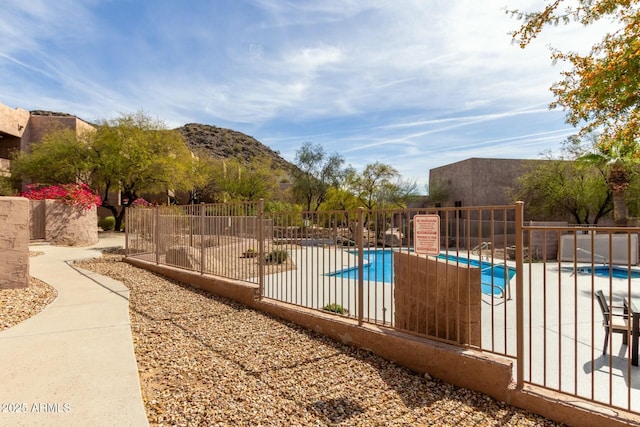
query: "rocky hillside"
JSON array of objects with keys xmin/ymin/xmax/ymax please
[
  {"xmin": 176, "ymin": 123, "xmax": 296, "ymax": 173},
  {"xmin": 28, "ymin": 111, "xmax": 296, "ymax": 174}
]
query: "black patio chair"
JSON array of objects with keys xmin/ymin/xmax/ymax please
[{"xmin": 595, "ymin": 290, "xmax": 629, "ymax": 355}]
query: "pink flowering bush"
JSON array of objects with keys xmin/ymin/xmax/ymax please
[
  {"xmin": 130, "ymin": 197, "xmax": 152, "ymax": 207},
  {"xmin": 21, "ymin": 183, "xmax": 102, "ymax": 211}
]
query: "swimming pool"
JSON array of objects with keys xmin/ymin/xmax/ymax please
[
  {"xmin": 327, "ymin": 249, "xmax": 394, "ymax": 283},
  {"xmin": 576, "ymin": 265, "xmax": 640, "ymax": 279},
  {"xmin": 328, "ymin": 250, "xmax": 515, "ymax": 296},
  {"xmin": 437, "ymin": 253, "xmax": 515, "ymax": 296}
]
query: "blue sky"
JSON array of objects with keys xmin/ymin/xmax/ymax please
[{"xmin": 1, "ymin": 1, "xmax": 609, "ymax": 189}]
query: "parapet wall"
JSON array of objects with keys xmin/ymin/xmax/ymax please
[{"xmin": 0, "ymin": 196, "xmax": 29, "ymax": 289}]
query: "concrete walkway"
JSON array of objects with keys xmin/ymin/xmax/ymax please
[{"xmin": 0, "ymin": 233, "xmax": 148, "ymax": 427}]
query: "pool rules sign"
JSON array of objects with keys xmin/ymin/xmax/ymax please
[{"xmin": 414, "ymin": 214, "xmax": 440, "ymax": 255}]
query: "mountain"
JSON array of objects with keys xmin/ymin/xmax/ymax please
[
  {"xmin": 27, "ymin": 111, "xmax": 297, "ymax": 174},
  {"xmin": 176, "ymin": 123, "xmax": 296, "ymax": 174}
]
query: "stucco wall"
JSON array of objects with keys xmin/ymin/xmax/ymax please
[
  {"xmin": 0, "ymin": 102, "xmax": 96, "ymax": 188},
  {"xmin": 26, "ymin": 116, "xmax": 81, "ymax": 147},
  {"xmin": 528, "ymin": 221, "xmax": 568, "ymax": 260},
  {"xmin": 0, "ymin": 107, "xmax": 95, "ymax": 160},
  {"xmin": 428, "ymin": 158, "xmax": 570, "ymax": 222},
  {"xmin": 0, "ymin": 159, "xmax": 10, "ymax": 177},
  {"xmin": 394, "ymin": 252, "xmax": 481, "ymax": 346},
  {"xmin": 559, "ymin": 233, "xmax": 639, "ymax": 265},
  {"xmin": 0, "ymin": 196, "xmax": 29, "ymax": 289},
  {"xmin": 0, "ymin": 102, "xmax": 29, "ymax": 138},
  {"xmin": 0, "ymin": 102, "xmax": 29, "ymax": 161},
  {"xmin": 45, "ymin": 200, "xmax": 98, "ymax": 246}
]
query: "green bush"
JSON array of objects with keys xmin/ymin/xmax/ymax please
[
  {"xmin": 98, "ymin": 216, "xmax": 116, "ymax": 231},
  {"xmin": 265, "ymin": 249, "xmax": 288, "ymax": 264},
  {"xmin": 323, "ymin": 303, "xmax": 347, "ymax": 314},
  {"xmin": 0, "ymin": 176, "xmax": 16, "ymax": 196}
]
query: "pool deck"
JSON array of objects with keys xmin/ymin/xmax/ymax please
[
  {"xmin": 492, "ymin": 259, "xmax": 640, "ymax": 414},
  {"xmin": 262, "ymin": 245, "xmax": 640, "ymax": 414}
]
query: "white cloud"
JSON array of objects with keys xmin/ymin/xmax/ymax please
[{"xmin": 0, "ymin": 0, "xmax": 608, "ymax": 183}]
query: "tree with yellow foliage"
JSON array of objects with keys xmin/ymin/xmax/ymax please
[{"xmin": 511, "ymin": 0, "xmax": 640, "ymax": 225}]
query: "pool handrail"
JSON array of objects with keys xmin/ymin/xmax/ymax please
[
  {"xmin": 480, "ymin": 262, "xmax": 514, "ymax": 300},
  {"xmin": 576, "ymin": 247, "xmax": 608, "ymax": 264}
]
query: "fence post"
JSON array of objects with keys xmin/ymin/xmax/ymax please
[
  {"xmin": 258, "ymin": 199, "xmax": 265, "ymax": 300},
  {"xmin": 515, "ymin": 201, "xmax": 524, "ymax": 388},
  {"xmin": 189, "ymin": 206, "xmax": 194, "ymax": 247},
  {"xmin": 357, "ymin": 207, "xmax": 364, "ymax": 326},
  {"xmin": 154, "ymin": 206, "xmax": 160, "ymax": 265},
  {"xmin": 200, "ymin": 203, "xmax": 205, "ymax": 274},
  {"xmin": 124, "ymin": 206, "xmax": 129, "ymax": 257}
]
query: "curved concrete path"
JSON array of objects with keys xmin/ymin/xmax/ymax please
[{"xmin": 0, "ymin": 233, "xmax": 148, "ymax": 427}]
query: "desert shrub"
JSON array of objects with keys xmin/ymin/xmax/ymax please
[
  {"xmin": 265, "ymin": 249, "xmax": 288, "ymax": 264},
  {"xmin": 323, "ymin": 303, "xmax": 347, "ymax": 314},
  {"xmin": 98, "ymin": 216, "xmax": 116, "ymax": 231},
  {"xmin": 130, "ymin": 197, "xmax": 152, "ymax": 207},
  {"xmin": 0, "ymin": 176, "xmax": 16, "ymax": 196}
]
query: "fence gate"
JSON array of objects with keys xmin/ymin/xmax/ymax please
[{"xmin": 29, "ymin": 200, "xmax": 45, "ymax": 240}]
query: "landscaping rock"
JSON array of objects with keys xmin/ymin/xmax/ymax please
[
  {"xmin": 76, "ymin": 256, "xmax": 560, "ymax": 427},
  {"xmin": 165, "ymin": 246, "xmax": 201, "ymax": 271}
]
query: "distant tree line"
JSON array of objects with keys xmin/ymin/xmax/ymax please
[{"xmin": 4, "ymin": 112, "xmax": 421, "ymax": 230}]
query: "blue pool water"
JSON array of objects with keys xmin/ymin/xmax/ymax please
[
  {"xmin": 437, "ymin": 254, "xmax": 515, "ymax": 296},
  {"xmin": 577, "ymin": 265, "xmax": 640, "ymax": 279},
  {"xmin": 328, "ymin": 250, "xmax": 516, "ymax": 296},
  {"xmin": 329, "ymin": 250, "xmax": 395, "ymax": 283}
]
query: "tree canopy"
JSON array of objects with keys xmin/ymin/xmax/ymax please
[
  {"xmin": 10, "ymin": 128, "xmax": 95, "ymax": 186},
  {"xmin": 346, "ymin": 162, "xmax": 418, "ymax": 210},
  {"xmin": 510, "ymin": 0, "xmax": 640, "ymax": 143},
  {"xmin": 11, "ymin": 112, "xmax": 197, "ymax": 230},
  {"xmin": 199, "ymin": 157, "xmax": 284, "ymax": 203},
  {"xmin": 0, "ymin": 176, "xmax": 15, "ymax": 196},
  {"xmin": 510, "ymin": 0, "xmax": 640, "ymax": 225},
  {"xmin": 578, "ymin": 137, "xmax": 640, "ymax": 225},
  {"xmin": 292, "ymin": 142, "xmax": 345, "ymax": 212},
  {"xmin": 511, "ymin": 158, "xmax": 612, "ymax": 224}
]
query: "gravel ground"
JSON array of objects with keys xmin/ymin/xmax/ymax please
[
  {"xmin": 74, "ymin": 253, "xmax": 561, "ymax": 427},
  {"xmin": 0, "ymin": 252, "xmax": 57, "ymax": 331}
]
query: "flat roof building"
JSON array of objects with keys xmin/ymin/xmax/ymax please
[{"xmin": 0, "ymin": 101, "xmax": 94, "ymax": 177}]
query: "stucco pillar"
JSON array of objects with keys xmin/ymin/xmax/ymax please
[
  {"xmin": 45, "ymin": 200, "xmax": 98, "ymax": 246},
  {"xmin": 0, "ymin": 196, "xmax": 30, "ymax": 289}
]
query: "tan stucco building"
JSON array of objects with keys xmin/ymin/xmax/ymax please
[
  {"xmin": 427, "ymin": 157, "xmax": 557, "ymax": 220},
  {"xmin": 429, "ymin": 158, "xmax": 533, "ymax": 207},
  {"xmin": 0, "ymin": 101, "xmax": 94, "ymax": 177}
]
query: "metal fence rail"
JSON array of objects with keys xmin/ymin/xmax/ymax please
[
  {"xmin": 126, "ymin": 202, "xmax": 518, "ymax": 347},
  {"xmin": 125, "ymin": 201, "xmax": 640, "ymax": 417},
  {"xmin": 520, "ymin": 225, "xmax": 640, "ymax": 414},
  {"xmin": 126, "ymin": 202, "xmax": 265, "ymax": 281}
]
